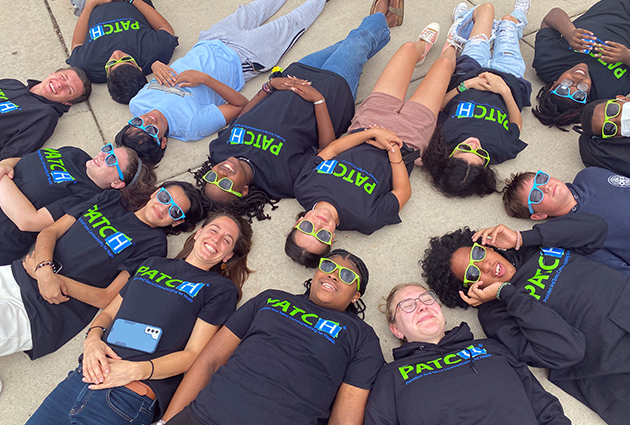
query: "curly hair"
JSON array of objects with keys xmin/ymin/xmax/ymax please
[
  {"xmin": 532, "ymin": 83, "xmax": 586, "ymax": 131},
  {"xmin": 115, "ymin": 124, "xmax": 167, "ymax": 165},
  {"xmin": 193, "ymin": 157, "xmax": 280, "ymax": 222},
  {"xmin": 157, "ymin": 181, "xmax": 209, "ymax": 236},
  {"xmin": 175, "ymin": 210, "xmax": 253, "ymax": 300},
  {"xmin": 422, "ymin": 127, "xmax": 498, "ymax": 198},
  {"xmin": 303, "ymin": 249, "xmax": 369, "ymax": 319},
  {"xmin": 579, "ymin": 99, "xmax": 608, "ymax": 136},
  {"xmin": 285, "ymin": 211, "xmax": 332, "ymax": 268},
  {"xmin": 421, "ymin": 227, "xmax": 476, "ymax": 309},
  {"xmin": 502, "ymin": 172, "xmax": 535, "ymax": 219},
  {"xmin": 107, "ymin": 64, "xmax": 147, "ymax": 104}
]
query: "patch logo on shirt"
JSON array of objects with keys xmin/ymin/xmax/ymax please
[
  {"xmin": 0, "ymin": 89, "xmax": 20, "ymax": 113},
  {"xmin": 78, "ymin": 203, "xmax": 132, "ymax": 257},
  {"xmin": 398, "ymin": 344, "xmax": 490, "ymax": 384},
  {"xmin": 228, "ymin": 125, "xmax": 284, "ymax": 156},
  {"xmin": 262, "ymin": 297, "xmax": 345, "ymax": 344},
  {"xmin": 38, "ymin": 149, "xmax": 76, "ymax": 185},
  {"xmin": 315, "ymin": 159, "xmax": 379, "ymax": 194},
  {"xmin": 524, "ymin": 247, "xmax": 570, "ymax": 303},
  {"xmin": 453, "ymin": 101, "xmax": 510, "ymax": 130},
  {"xmin": 133, "ymin": 265, "xmax": 205, "ymax": 302},
  {"xmin": 607, "ymin": 174, "xmax": 630, "ymax": 187},
  {"xmin": 88, "ymin": 19, "xmax": 140, "ymax": 41}
]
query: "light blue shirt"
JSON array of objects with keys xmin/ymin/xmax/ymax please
[{"xmin": 130, "ymin": 40, "xmax": 245, "ymax": 142}]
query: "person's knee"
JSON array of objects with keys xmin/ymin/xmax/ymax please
[
  {"xmin": 501, "ymin": 14, "xmax": 519, "ymax": 24},
  {"xmin": 400, "ymin": 41, "xmax": 419, "ymax": 57},
  {"xmin": 476, "ymin": 2, "xmax": 495, "ymax": 17}
]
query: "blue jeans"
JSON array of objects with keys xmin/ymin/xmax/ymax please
[
  {"xmin": 27, "ymin": 365, "xmax": 156, "ymax": 425},
  {"xmin": 298, "ymin": 13, "xmax": 390, "ymax": 99},
  {"xmin": 458, "ymin": 7, "xmax": 528, "ymax": 78}
]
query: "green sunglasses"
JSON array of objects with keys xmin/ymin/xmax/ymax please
[
  {"xmin": 449, "ymin": 143, "xmax": 490, "ymax": 167},
  {"xmin": 105, "ymin": 55, "xmax": 139, "ymax": 75},
  {"xmin": 319, "ymin": 258, "xmax": 360, "ymax": 291},
  {"xmin": 202, "ymin": 170, "xmax": 243, "ymax": 198},
  {"xmin": 294, "ymin": 220, "xmax": 332, "ymax": 245},
  {"xmin": 463, "ymin": 243, "xmax": 487, "ymax": 288}
]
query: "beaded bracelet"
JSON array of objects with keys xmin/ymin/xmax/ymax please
[
  {"xmin": 496, "ymin": 282, "xmax": 511, "ymax": 301},
  {"xmin": 85, "ymin": 325, "xmax": 106, "ymax": 339},
  {"xmin": 34, "ymin": 260, "xmax": 54, "ymax": 274}
]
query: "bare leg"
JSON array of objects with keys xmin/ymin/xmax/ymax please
[
  {"xmin": 408, "ymin": 46, "xmax": 457, "ymax": 117},
  {"xmin": 469, "ymin": 2, "xmax": 495, "ymax": 39},
  {"xmin": 371, "ymin": 41, "xmax": 428, "ymax": 101}
]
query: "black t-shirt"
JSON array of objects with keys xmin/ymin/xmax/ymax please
[
  {"xmin": 14, "ymin": 190, "xmax": 167, "ymax": 359},
  {"xmin": 209, "ymin": 63, "xmax": 355, "ymax": 198},
  {"xmin": 103, "ymin": 257, "xmax": 238, "ymax": 418},
  {"xmin": 533, "ymin": 0, "xmax": 630, "ymax": 99},
  {"xmin": 440, "ymin": 67, "xmax": 527, "ymax": 164},
  {"xmin": 0, "ymin": 79, "xmax": 69, "ymax": 160},
  {"xmin": 188, "ymin": 289, "xmax": 384, "ymax": 425},
  {"xmin": 67, "ymin": 2, "xmax": 178, "ymax": 83},
  {"xmin": 0, "ymin": 146, "xmax": 103, "ymax": 266},
  {"xmin": 293, "ymin": 144, "xmax": 402, "ymax": 234}
]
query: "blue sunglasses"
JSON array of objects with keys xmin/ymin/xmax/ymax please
[
  {"xmin": 156, "ymin": 187, "xmax": 186, "ymax": 221},
  {"xmin": 129, "ymin": 116, "xmax": 160, "ymax": 145},
  {"xmin": 101, "ymin": 143, "xmax": 124, "ymax": 181},
  {"xmin": 527, "ymin": 171, "xmax": 550, "ymax": 214}
]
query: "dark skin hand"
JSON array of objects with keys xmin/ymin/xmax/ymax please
[{"xmin": 594, "ymin": 41, "xmax": 630, "ymax": 64}]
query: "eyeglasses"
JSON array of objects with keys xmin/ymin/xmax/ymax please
[
  {"xmin": 128, "ymin": 117, "xmax": 160, "ymax": 145},
  {"xmin": 393, "ymin": 290, "xmax": 437, "ymax": 321},
  {"xmin": 602, "ymin": 99, "xmax": 622, "ymax": 139},
  {"xmin": 550, "ymin": 79, "xmax": 589, "ymax": 104},
  {"xmin": 463, "ymin": 243, "xmax": 488, "ymax": 288},
  {"xmin": 202, "ymin": 170, "xmax": 243, "ymax": 198},
  {"xmin": 101, "ymin": 143, "xmax": 124, "ymax": 181},
  {"xmin": 156, "ymin": 187, "xmax": 186, "ymax": 220},
  {"xmin": 318, "ymin": 258, "xmax": 360, "ymax": 291},
  {"xmin": 527, "ymin": 170, "xmax": 550, "ymax": 214},
  {"xmin": 449, "ymin": 142, "xmax": 490, "ymax": 167},
  {"xmin": 295, "ymin": 220, "xmax": 332, "ymax": 245},
  {"xmin": 105, "ymin": 55, "xmax": 139, "ymax": 75}
]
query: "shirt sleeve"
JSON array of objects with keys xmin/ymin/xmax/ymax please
[
  {"xmin": 532, "ymin": 28, "xmax": 569, "ymax": 84},
  {"xmin": 224, "ymin": 294, "xmax": 261, "ymax": 339},
  {"xmin": 370, "ymin": 192, "xmax": 401, "ymax": 232},
  {"xmin": 45, "ymin": 192, "xmax": 97, "ymax": 221},
  {"xmin": 198, "ymin": 282, "xmax": 239, "ymax": 326},
  {"xmin": 477, "ymin": 285, "xmax": 586, "ymax": 369},
  {"xmin": 342, "ymin": 332, "xmax": 385, "ymax": 389},
  {"xmin": 0, "ymin": 109, "xmax": 58, "ymax": 160},
  {"xmin": 364, "ymin": 368, "xmax": 399, "ymax": 425},
  {"xmin": 63, "ymin": 191, "xmax": 108, "ymax": 218},
  {"xmin": 521, "ymin": 213, "xmax": 608, "ymax": 255},
  {"xmin": 189, "ymin": 104, "xmax": 227, "ymax": 141},
  {"xmin": 139, "ymin": 30, "xmax": 179, "ymax": 74}
]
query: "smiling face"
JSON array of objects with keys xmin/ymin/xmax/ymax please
[
  {"xmin": 450, "ymin": 246, "xmax": 516, "ymax": 287},
  {"xmin": 139, "ymin": 185, "xmax": 191, "ymax": 228},
  {"xmin": 517, "ymin": 175, "xmax": 576, "ymax": 219},
  {"xmin": 389, "ymin": 286, "xmax": 445, "ymax": 344},
  {"xmin": 203, "ymin": 157, "xmax": 251, "ymax": 204},
  {"xmin": 85, "ymin": 147, "xmax": 130, "ymax": 189},
  {"xmin": 189, "ymin": 216, "xmax": 240, "ymax": 269},
  {"xmin": 309, "ymin": 255, "xmax": 361, "ymax": 312},
  {"xmin": 450, "ymin": 137, "xmax": 486, "ymax": 166},
  {"xmin": 293, "ymin": 209, "xmax": 337, "ymax": 255},
  {"xmin": 551, "ymin": 63, "xmax": 592, "ymax": 101},
  {"xmin": 36, "ymin": 69, "xmax": 85, "ymax": 104}
]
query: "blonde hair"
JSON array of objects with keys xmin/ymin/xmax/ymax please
[{"xmin": 380, "ymin": 283, "xmax": 430, "ymax": 325}]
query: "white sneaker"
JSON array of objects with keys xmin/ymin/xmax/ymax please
[
  {"xmin": 513, "ymin": 0, "xmax": 530, "ymax": 15},
  {"xmin": 453, "ymin": 2, "xmax": 468, "ymax": 22},
  {"xmin": 442, "ymin": 20, "xmax": 465, "ymax": 55},
  {"xmin": 416, "ymin": 23, "xmax": 440, "ymax": 67}
]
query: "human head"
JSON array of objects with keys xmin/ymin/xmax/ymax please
[
  {"xmin": 200, "ymin": 157, "xmax": 253, "ymax": 204},
  {"xmin": 176, "ymin": 210, "xmax": 253, "ymax": 298},
  {"xmin": 194, "ymin": 158, "xmax": 279, "ymax": 221},
  {"xmin": 285, "ymin": 211, "xmax": 334, "ymax": 267},
  {"xmin": 303, "ymin": 249, "xmax": 369, "ymax": 318},
  {"xmin": 581, "ymin": 97, "xmax": 629, "ymax": 138},
  {"xmin": 502, "ymin": 171, "xmax": 575, "ymax": 220},
  {"xmin": 35, "ymin": 67, "xmax": 91, "ymax": 105},
  {"xmin": 422, "ymin": 128, "xmax": 498, "ymax": 197},
  {"xmin": 106, "ymin": 50, "xmax": 147, "ymax": 104},
  {"xmin": 115, "ymin": 116, "xmax": 168, "ymax": 165},
  {"xmin": 383, "ymin": 283, "xmax": 445, "ymax": 345}
]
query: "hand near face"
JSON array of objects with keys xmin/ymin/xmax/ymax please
[
  {"xmin": 459, "ymin": 281, "xmax": 503, "ymax": 307},
  {"xmin": 472, "ymin": 224, "xmax": 518, "ymax": 250},
  {"xmin": 566, "ymin": 28, "xmax": 597, "ymax": 53},
  {"xmin": 594, "ymin": 41, "xmax": 630, "ymax": 64},
  {"xmin": 151, "ymin": 61, "xmax": 178, "ymax": 87}
]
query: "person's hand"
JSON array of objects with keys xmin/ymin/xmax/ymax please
[
  {"xmin": 22, "ymin": 252, "xmax": 38, "ymax": 279},
  {"xmin": 459, "ymin": 281, "xmax": 503, "ymax": 307},
  {"xmin": 268, "ymin": 76, "xmax": 311, "ymax": 92},
  {"xmin": 34, "ymin": 266, "xmax": 69, "ymax": 304},
  {"xmin": 565, "ymin": 28, "xmax": 597, "ymax": 53},
  {"xmin": 151, "ymin": 61, "xmax": 178, "ymax": 87},
  {"xmin": 174, "ymin": 70, "xmax": 208, "ymax": 88},
  {"xmin": 594, "ymin": 41, "xmax": 630, "ymax": 64},
  {"xmin": 88, "ymin": 0, "xmax": 111, "ymax": 7},
  {"xmin": 289, "ymin": 85, "xmax": 324, "ymax": 103},
  {"xmin": 87, "ymin": 359, "xmax": 145, "ymax": 390},
  {"xmin": 0, "ymin": 160, "xmax": 15, "ymax": 180},
  {"xmin": 83, "ymin": 336, "xmax": 121, "ymax": 385},
  {"xmin": 477, "ymin": 72, "xmax": 510, "ymax": 96},
  {"xmin": 365, "ymin": 126, "xmax": 403, "ymax": 152},
  {"xmin": 472, "ymin": 224, "xmax": 518, "ymax": 249},
  {"xmin": 462, "ymin": 75, "xmax": 488, "ymax": 91}
]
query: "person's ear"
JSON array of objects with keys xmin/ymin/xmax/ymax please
[
  {"xmin": 530, "ymin": 213, "xmax": 547, "ymax": 220},
  {"xmin": 223, "ymin": 252, "xmax": 235, "ymax": 263},
  {"xmin": 193, "ymin": 226, "xmax": 202, "ymax": 240},
  {"xmin": 241, "ymin": 184, "xmax": 249, "ymax": 197},
  {"xmin": 615, "ymin": 95, "xmax": 630, "ymax": 102},
  {"xmin": 160, "ymin": 136, "xmax": 167, "ymax": 150},
  {"xmin": 111, "ymin": 180, "xmax": 126, "ymax": 189},
  {"xmin": 352, "ymin": 291, "xmax": 361, "ymax": 302},
  {"xmin": 389, "ymin": 323, "xmax": 404, "ymax": 340}
]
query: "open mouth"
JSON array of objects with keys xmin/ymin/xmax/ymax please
[
  {"xmin": 494, "ymin": 262, "xmax": 504, "ymax": 278},
  {"xmin": 320, "ymin": 280, "xmax": 337, "ymax": 291},
  {"xmin": 49, "ymin": 82, "xmax": 57, "ymax": 94},
  {"xmin": 204, "ymin": 241, "xmax": 217, "ymax": 254}
]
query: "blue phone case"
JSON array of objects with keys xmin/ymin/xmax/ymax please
[{"xmin": 106, "ymin": 319, "xmax": 163, "ymax": 354}]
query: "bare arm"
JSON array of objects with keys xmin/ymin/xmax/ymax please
[
  {"xmin": 0, "ymin": 177, "xmax": 54, "ymax": 232},
  {"xmin": 541, "ymin": 7, "xmax": 597, "ymax": 51},
  {"xmin": 161, "ymin": 326, "xmax": 241, "ymax": 422},
  {"xmin": 60, "ymin": 270, "xmax": 131, "ymax": 309},
  {"xmin": 132, "ymin": 0, "xmax": 174, "ymax": 35},
  {"xmin": 388, "ymin": 145, "xmax": 411, "ymax": 210},
  {"xmin": 319, "ymin": 128, "xmax": 402, "ymax": 160},
  {"xmin": 0, "ymin": 157, "xmax": 20, "ymax": 179},
  {"xmin": 71, "ymin": 0, "xmax": 110, "ymax": 50},
  {"xmin": 328, "ymin": 383, "xmax": 371, "ymax": 425}
]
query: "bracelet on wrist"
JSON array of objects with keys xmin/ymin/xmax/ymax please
[
  {"xmin": 34, "ymin": 260, "xmax": 54, "ymax": 274},
  {"xmin": 389, "ymin": 157, "xmax": 404, "ymax": 164},
  {"xmin": 515, "ymin": 230, "xmax": 522, "ymax": 251},
  {"xmin": 85, "ymin": 325, "xmax": 107, "ymax": 339},
  {"xmin": 457, "ymin": 81, "xmax": 467, "ymax": 93},
  {"xmin": 261, "ymin": 82, "xmax": 276, "ymax": 94},
  {"xmin": 496, "ymin": 282, "xmax": 511, "ymax": 301},
  {"xmin": 313, "ymin": 98, "xmax": 325, "ymax": 105},
  {"xmin": 147, "ymin": 359, "xmax": 155, "ymax": 380},
  {"xmin": 156, "ymin": 420, "xmax": 167, "ymax": 425}
]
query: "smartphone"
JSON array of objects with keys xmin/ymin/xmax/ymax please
[
  {"xmin": 52, "ymin": 259, "xmax": 62, "ymax": 274},
  {"xmin": 106, "ymin": 319, "xmax": 163, "ymax": 354}
]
